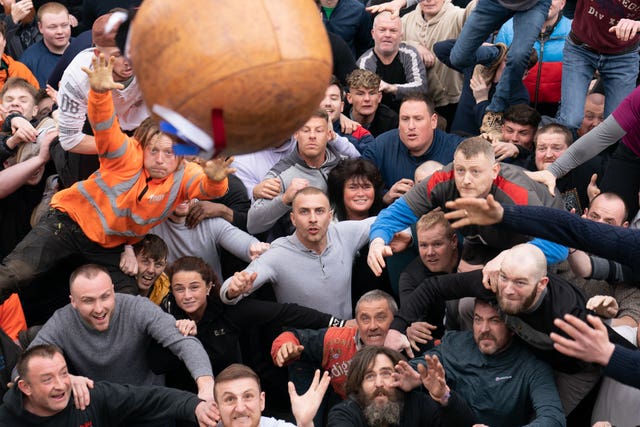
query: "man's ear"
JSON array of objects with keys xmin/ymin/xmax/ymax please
[
  {"xmin": 17, "ymin": 379, "xmax": 31, "ymax": 396},
  {"xmin": 346, "ymin": 92, "xmax": 353, "ymax": 104},
  {"xmin": 537, "ymin": 276, "xmax": 549, "ymax": 293},
  {"xmin": 290, "ymin": 211, "xmax": 296, "ymax": 228},
  {"xmin": 430, "ymin": 113, "xmax": 438, "ymax": 130},
  {"xmin": 491, "ymin": 162, "xmax": 500, "ymax": 179}
]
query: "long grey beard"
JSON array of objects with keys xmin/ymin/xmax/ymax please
[{"xmin": 362, "ymin": 400, "xmax": 404, "ymax": 427}]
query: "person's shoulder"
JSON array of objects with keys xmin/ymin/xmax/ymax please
[
  {"xmin": 266, "ymin": 236, "xmax": 293, "ymax": 252},
  {"xmin": 374, "ymin": 128, "xmax": 400, "ymax": 145},
  {"xmin": 329, "ymin": 397, "xmax": 366, "ymax": 424},
  {"xmin": 269, "ymin": 152, "xmax": 298, "ymax": 175},
  {"xmin": 401, "ymin": 6, "xmax": 421, "ymax": 24},
  {"xmin": 19, "ymin": 39, "xmax": 45, "ymax": 58},
  {"xmin": 440, "ymin": 328, "xmax": 473, "ymax": 346},
  {"xmin": 117, "ymin": 293, "xmax": 162, "ymax": 313},
  {"xmin": 433, "ymin": 129, "xmax": 464, "ymax": 144},
  {"xmin": 66, "ymin": 48, "xmax": 94, "ymax": 69},
  {"xmin": 60, "ymin": 49, "xmax": 93, "ymax": 86},
  {"xmin": 326, "ymin": 326, "xmax": 358, "ymax": 340},
  {"xmin": 356, "ymin": 48, "xmax": 376, "ymax": 66},
  {"xmin": 340, "ymin": 0, "xmax": 366, "ymax": 11},
  {"xmin": 399, "ymin": 42, "xmax": 420, "ymax": 56},
  {"xmin": 403, "ymin": 256, "xmax": 430, "ymax": 276}
]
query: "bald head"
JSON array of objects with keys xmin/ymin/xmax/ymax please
[
  {"xmin": 414, "ymin": 160, "xmax": 443, "ymax": 183},
  {"xmin": 497, "ymin": 244, "xmax": 549, "ymax": 315},
  {"xmin": 502, "ymin": 244, "xmax": 547, "ymax": 280}
]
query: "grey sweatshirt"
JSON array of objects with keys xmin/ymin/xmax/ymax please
[
  {"xmin": 247, "ymin": 145, "xmax": 344, "ymax": 235},
  {"xmin": 221, "ymin": 218, "xmax": 374, "ymax": 319},
  {"xmin": 151, "ymin": 217, "xmax": 258, "ymax": 282},
  {"xmin": 29, "ymin": 294, "xmax": 213, "ymax": 385}
]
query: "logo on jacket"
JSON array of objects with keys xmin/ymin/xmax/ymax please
[
  {"xmin": 495, "ymin": 375, "xmax": 512, "ymax": 382},
  {"xmin": 147, "ymin": 194, "xmax": 166, "ymax": 203}
]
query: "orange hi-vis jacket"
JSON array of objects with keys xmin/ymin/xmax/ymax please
[{"xmin": 50, "ymin": 90, "xmax": 228, "ymax": 248}]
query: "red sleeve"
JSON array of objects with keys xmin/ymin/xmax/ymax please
[{"xmin": 271, "ymin": 331, "xmax": 301, "ymax": 366}]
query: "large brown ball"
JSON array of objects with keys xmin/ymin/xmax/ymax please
[{"xmin": 129, "ymin": 0, "xmax": 332, "ymax": 155}]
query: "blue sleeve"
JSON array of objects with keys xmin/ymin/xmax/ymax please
[
  {"xmin": 370, "ymin": 198, "xmax": 419, "ymax": 243},
  {"xmin": 355, "ymin": 132, "xmax": 375, "ymax": 154},
  {"xmin": 604, "ymin": 344, "xmax": 640, "ymax": 388},
  {"xmin": 529, "ymin": 238, "xmax": 568, "ymax": 264},
  {"xmin": 501, "ymin": 205, "xmax": 640, "ymax": 271}
]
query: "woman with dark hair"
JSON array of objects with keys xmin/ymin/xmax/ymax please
[
  {"xmin": 154, "ymin": 256, "xmax": 347, "ymax": 392},
  {"xmin": 328, "ymin": 159, "xmax": 395, "ymax": 312},
  {"xmin": 328, "ymin": 158, "xmax": 385, "ymax": 221}
]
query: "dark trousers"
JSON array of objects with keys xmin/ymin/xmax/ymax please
[{"xmin": 0, "ymin": 208, "xmax": 137, "ymax": 300}]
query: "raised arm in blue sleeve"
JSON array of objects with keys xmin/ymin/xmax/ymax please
[{"xmin": 369, "ymin": 197, "xmax": 419, "ymax": 243}]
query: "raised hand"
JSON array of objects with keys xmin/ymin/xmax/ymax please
[
  {"xmin": 204, "ymin": 156, "xmax": 236, "ymax": 182},
  {"xmin": 81, "ymin": 54, "xmax": 125, "ymax": 93},
  {"xmin": 417, "ymin": 354, "xmax": 450, "ymax": 405},
  {"xmin": 444, "ymin": 194, "xmax": 505, "ymax": 228},
  {"xmin": 289, "ymin": 370, "xmax": 331, "ymax": 427}
]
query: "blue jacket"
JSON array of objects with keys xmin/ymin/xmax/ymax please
[
  {"xmin": 363, "ymin": 128, "xmax": 463, "ymax": 189},
  {"xmin": 321, "ymin": 0, "xmax": 373, "ymax": 57},
  {"xmin": 495, "ymin": 16, "xmax": 572, "ymax": 104},
  {"xmin": 332, "ymin": 120, "xmax": 374, "ymax": 154}
]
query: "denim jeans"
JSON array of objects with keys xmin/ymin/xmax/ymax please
[
  {"xmin": 435, "ymin": 39, "xmax": 528, "ymax": 135},
  {"xmin": 0, "ymin": 209, "xmax": 137, "ymax": 300},
  {"xmin": 556, "ymin": 38, "xmax": 640, "ymax": 130},
  {"xmin": 450, "ymin": 0, "xmax": 551, "ymax": 112}
]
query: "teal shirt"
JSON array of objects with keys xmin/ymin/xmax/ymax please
[{"xmin": 412, "ymin": 331, "xmax": 566, "ymax": 427}]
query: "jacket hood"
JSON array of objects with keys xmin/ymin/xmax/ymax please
[{"xmin": 1, "ymin": 384, "xmax": 69, "ymax": 424}]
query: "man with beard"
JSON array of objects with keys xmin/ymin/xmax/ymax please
[
  {"xmin": 409, "ymin": 299, "xmax": 564, "ymax": 426},
  {"xmin": 327, "ymin": 345, "xmax": 475, "ymax": 426},
  {"xmin": 384, "ymin": 243, "xmax": 635, "ymax": 414}
]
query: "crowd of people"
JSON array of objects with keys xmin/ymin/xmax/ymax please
[{"xmin": 0, "ymin": 0, "xmax": 639, "ymax": 426}]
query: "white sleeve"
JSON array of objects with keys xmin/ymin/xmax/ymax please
[
  {"xmin": 57, "ymin": 66, "xmax": 90, "ymax": 151},
  {"xmin": 328, "ymin": 135, "xmax": 361, "ymax": 158}
]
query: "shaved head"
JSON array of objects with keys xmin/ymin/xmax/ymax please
[
  {"xmin": 502, "ymin": 244, "xmax": 547, "ymax": 281},
  {"xmin": 497, "ymin": 244, "xmax": 549, "ymax": 315}
]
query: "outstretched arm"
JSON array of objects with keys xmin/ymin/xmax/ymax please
[{"xmin": 445, "ymin": 198, "xmax": 640, "ymax": 273}]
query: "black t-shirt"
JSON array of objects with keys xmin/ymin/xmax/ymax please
[{"xmin": 375, "ymin": 54, "xmax": 406, "ymax": 113}]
